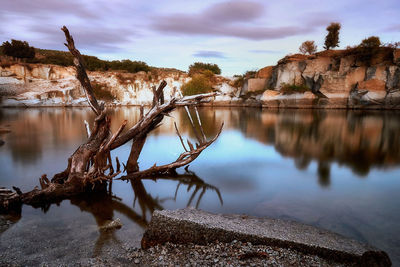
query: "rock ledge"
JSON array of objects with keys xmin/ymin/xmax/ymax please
[{"xmin": 142, "ymin": 208, "xmax": 391, "ymax": 266}]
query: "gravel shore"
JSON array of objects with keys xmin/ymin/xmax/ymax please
[{"xmin": 65, "ymin": 240, "xmax": 352, "ymax": 267}]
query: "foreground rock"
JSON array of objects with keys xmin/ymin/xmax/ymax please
[
  {"xmin": 142, "ymin": 208, "xmax": 391, "ymax": 266},
  {"xmin": 128, "ymin": 240, "xmax": 351, "ymax": 267}
]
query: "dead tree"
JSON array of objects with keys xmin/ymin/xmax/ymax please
[{"xmin": 0, "ymin": 26, "xmax": 223, "ymax": 214}]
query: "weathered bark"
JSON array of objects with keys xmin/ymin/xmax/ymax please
[{"xmin": 0, "ymin": 26, "xmax": 222, "ymax": 214}]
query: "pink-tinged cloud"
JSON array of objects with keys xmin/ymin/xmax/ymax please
[
  {"xmin": 193, "ymin": 51, "xmax": 226, "ymax": 58},
  {"xmin": 151, "ymin": 1, "xmax": 314, "ymax": 40}
]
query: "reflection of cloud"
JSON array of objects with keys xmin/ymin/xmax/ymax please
[
  {"xmin": 151, "ymin": 1, "xmax": 313, "ymax": 40},
  {"xmin": 193, "ymin": 50, "xmax": 226, "ymax": 58}
]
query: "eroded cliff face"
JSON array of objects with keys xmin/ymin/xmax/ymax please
[
  {"xmin": 0, "ymin": 63, "xmax": 240, "ymax": 107},
  {"xmin": 2, "ymin": 49, "xmax": 400, "ymax": 109},
  {"xmin": 250, "ymin": 49, "xmax": 400, "ymax": 109}
]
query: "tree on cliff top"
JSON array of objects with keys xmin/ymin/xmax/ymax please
[
  {"xmin": 1, "ymin": 39, "xmax": 35, "ymax": 59},
  {"xmin": 324, "ymin": 22, "xmax": 341, "ymax": 50},
  {"xmin": 299, "ymin": 40, "xmax": 317, "ymax": 55}
]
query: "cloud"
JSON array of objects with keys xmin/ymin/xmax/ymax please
[
  {"xmin": 249, "ymin": 49, "xmax": 284, "ymax": 54},
  {"xmin": 203, "ymin": 0, "xmax": 264, "ymax": 23},
  {"xmin": 0, "ymin": 0, "xmax": 98, "ymax": 19},
  {"xmin": 28, "ymin": 24, "xmax": 137, "ymax": 51},
  {"xmin": 151, "ymin": 1, "xmax": 313, "ymax": 40},
  {"xmin": 303, "ymin": 12, "xmax": 338, "ymax": 28},
  {"xmin": 383, "ymin": 24, "xmax": 400, "ymax": 32},
  {"xmin": 193, "ymin": 50, "xmax": 226, "ymax": 58}
]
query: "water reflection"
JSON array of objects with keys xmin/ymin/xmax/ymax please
[
  {"xmin": 2, "ymin": 108, "xmax": 399, "ymax": 177},
  {"xmin": 1, "ymin": 107, "xmax": 400, "ymax": 264},
  {"xmin": 179, "ymin": 108, "xmax": 400, "ymax": 179},
  {"xmin": 26, "ymin": 169, "xmax": 221, "ymax": 256}
]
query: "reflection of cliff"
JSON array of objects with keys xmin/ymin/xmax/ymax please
[
  {"xmin": 139, "ymin": 107, "xmax": 400, "ymax": 179},
  {"xmin": 1, "ymin": 109, "xmax": 95, "ymax": 164},
  {"xmin": 231, "ymin": 109, "xmax": 400, "ymax": 178},
  {"xmin": 3, "ymin": 107, "xmax": 399, "ymax": 177}
]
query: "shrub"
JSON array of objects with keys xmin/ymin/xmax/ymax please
[
  {"xmin": 233, "ymin": 76, "xmax": 245, "ymax": 88},
  {"xmin": 91, "ymin": 81, "xmax": 115, "ymax": 101},
  {"xmin": 299, "ymin": 40, "xmax": 317, "ymax": 55},
  {"xmin": 324, "ymin": 22, "xmax": 341, "ymax": 50},
  {"xmin": 359, "ymin": 36, "xmax": 381, "ymax": 48},
  {"xmin": 107, "ymin": 59, "xmax": 150, "ymax": 73},
  {"xmin": 33, "ymin": 48, "xmax": 151, "ymax": 73},
  {"xmin": 181, "ymin": 74, "xmax": 213, "ymax": 96},
  {"xmin": 280, "ymin": 83, "xmax": 309, "ymax": 94},
  {"xmin": 343, "ymin": 36, "xmax": 389, "ymax": 66},
  {"xmin": 1, "ymin": 40, "xmax": 35, "ymax": 59},
  {"xmin": 188, "ymin": 62, "xmax": 221, "ymax": 76}
]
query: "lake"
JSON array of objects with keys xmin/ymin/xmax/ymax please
[{"xmin": 0, "ymin": 107, "xmax": 400, "ymax": 265}]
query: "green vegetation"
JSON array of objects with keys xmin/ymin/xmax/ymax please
[
  {"xmin": 91, "ymin": 81, "xmax": 115, "ymax": 101},
  {"xmin": 233, "ymin": 76, "xmax": 245, "ymax": 88},
  {"xmin": 343, "ymin": 36, "xmax": 393, "ymax": 66},
  {"xmin": 1, "ymin": 40, "xmax": 35, "ymax": 59},
  {"xmin": 299, "ymin": 40, "xmax": 317, "ymax": 55},
  {"xmin": 188, "ymin": 62, "xmax": 221, "ymax": 76},
  {"xmin": 324, "ymin": 22, "xmax": 341, "ymax": 50},
  {"xmin": 232, "ymin": 70, "xmax": 257, "ymax": 88},
  {"xmin": 34, "ymin": 49, "xmax": 151, "ymax": 72},
  {"xmin": 1, "ymin": 40, "xmax": 151, "ymax": 74},
  {"xmin": 181, "ymin": 74, "xmax": 213, "ymax": 96},
  {"xmin": 359, "ymin": 36, "xmax": 381, "ymax": 48},
  {"xmin": 280, "ymin": 83, "xmax": 309, "ymax": 95}
]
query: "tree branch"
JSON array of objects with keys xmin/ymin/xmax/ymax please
[
  {"xmin": 61, "ymin": 26, "xmax": 102, "ymax": 115},
  {"xmin": 119, "ymin": 123, "xmax": 223, "ymax": 180}
]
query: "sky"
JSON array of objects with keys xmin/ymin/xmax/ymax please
[{"xmin": 0, "ymin": 0, "xmax": 399, "ymax": 76}]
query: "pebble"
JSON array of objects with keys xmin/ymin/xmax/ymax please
[{"xmin": 123, "ymin": 241, "xmax": 353, "ymax": 267}]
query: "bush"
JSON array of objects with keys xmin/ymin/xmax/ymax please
[
  {"xmin": 91, "ymin": 81, "xmax": 115, "ymax": 101},
  {"xmin": 359, "ymin": 36, "xmax": 381, "ymax": 48},
  {"xmin": 188, "ymin": 62, "xmax": 221, "ymax": 76},
  {"xmin": 33, "ymin": 48, "xmax": 151, "ymax": 73},
  {"xmin": 107, "ymin": 59, "xmax": 150, "ymax": 73},
  {"xmin": 181, "ymin": 74, "xmax": 213, "ymax": 96},
  {"xmin": 343, "ymin": 36, "xmax": 390, "ymax": 66},
  {"xmin": 299, "ymin": 40, "xmax": 317, "ymax": 55},
  {"xmin": 233, "ymin": 76, "xmax": 245, "ymax": 88},
  {"xmin": 1, "ymin": 40, "xmax": 35, "ymax": 59},
  {"xmin": 280, "ymin": 83, "xmax": 309, "ymax": 94}
]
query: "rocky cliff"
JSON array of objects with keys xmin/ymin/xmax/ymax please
[
  {"xmin": 246, "ymin": 48, "xmax": 400, "ymax": 109},
  {"xmin": 1, "ymin": 48, "xmax": 400, "ymax": 109},
  {"xmin": 0, "ymin": 63, "xmax": 240, "ymax": 107}
]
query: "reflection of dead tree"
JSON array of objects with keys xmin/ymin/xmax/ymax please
[
  {"xmin": 0, "ymin": 26, "xmax": 222, "ymax": 214},
  {"xmin": 69, "ymin": 169, "xmax": 222, "ymax": 255},
  {"xmin": 129, "ymin": 167, "xmax": 223, "ymax": 209},
  {"xmin": 127, "ymin": 168, "xmax": 224, "ymax": 219}
]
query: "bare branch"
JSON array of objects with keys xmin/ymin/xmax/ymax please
[
  {"xmin": 119, "ymin": 123, "xmax": 223, "ymax": 180},
  {"xmin": 174, "ymin": 122, "xmax": 188, "ymax": 152},
  {"xmin": 84, "ymin": 120, "xmax": 91, "ymax": 138},
  {"xmin": 61, "ymin": 26, "xmax": 102, "ymax": 115},
  {"xmin": 110, "ymin": 92, "xmax": 216, "ymax": 150},
  {"xmin": 101, "ymin": 120, "xmax": 127, "ymax": 152}
]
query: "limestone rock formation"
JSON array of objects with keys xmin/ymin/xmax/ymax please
[{"xmin": 253, "ymin": 48, "xmax": 400, "ymax": 109}]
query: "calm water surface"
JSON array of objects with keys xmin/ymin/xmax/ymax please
[{"xmin": 0, "ymin": 107, "xmax": 400, "ymax": 264}]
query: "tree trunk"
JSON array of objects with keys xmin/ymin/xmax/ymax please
[{"xmin": 0, "ymin": 26, "xmax": 222, "ymax": 215}]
